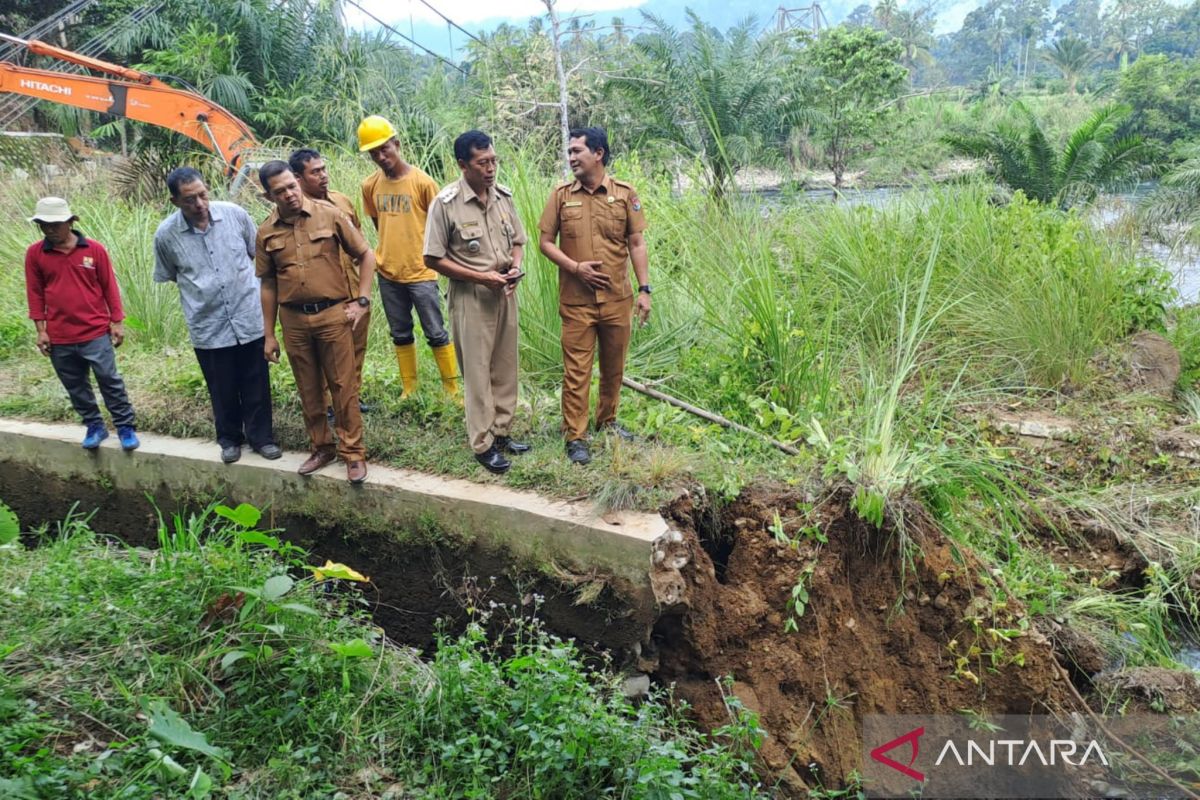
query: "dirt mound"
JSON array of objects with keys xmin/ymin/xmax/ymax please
[
  {"xmin": 652, "ymin": 486, "xmax": 1074, "ymax": 793},
  {"xmin": 1124, "ymin": 331, "xmax": 1181, "ymax": 397}
]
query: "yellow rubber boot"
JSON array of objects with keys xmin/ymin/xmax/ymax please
[
  {"xmin": 394, "ymin": 343, "xmax": 418, "ymax": 399},
  {"xmin": 432, "ymin": 342, "xmax": 461, "ymax": 397}
]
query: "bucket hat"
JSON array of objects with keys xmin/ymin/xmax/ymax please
[{"xmin": 28, "ymin": 197, "xmax": 76, "ymax": 223}]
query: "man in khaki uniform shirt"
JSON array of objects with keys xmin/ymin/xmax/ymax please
[
  {"xmin": 256, "ymin": 160, "xmax": 377, "ymax": 484},
  {"xmin": 423, "ymin": 130, "xmax": 529, "ymax": 475},
  {"xmin": 290, "ymin": 147, "xmax": 372, "ymax": 414},
  {"xmin": 539, "ymin": 126, "xmax": 651, "ymax": 465}
]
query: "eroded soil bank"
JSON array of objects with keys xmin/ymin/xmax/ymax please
[{"xmin": 650, "ymin": 485, "xmax": 1079, "ymax": 794}]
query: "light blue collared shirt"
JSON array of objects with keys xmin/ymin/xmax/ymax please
[{"xmin": 153, "ymin": 201, "xmax": 263, "ymax": 349}]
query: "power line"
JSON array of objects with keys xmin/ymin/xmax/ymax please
[
  {"xmin": 413, "ymin": 0, "xmax": 483, "ymax": 45},
  {"xmin": 0, "ymin": 2, "xmax": 165, "ymax": 129},
  {"xmin": 343, "ymin": 0, "xmax": 466, "ymax": 74},
  {"xmin": 0, "ymin": 0, "xmax": 97, "ymax": 62}
]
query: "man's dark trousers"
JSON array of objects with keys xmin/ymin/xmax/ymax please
[
  {"xmin": 49, "ymin": 334, "xmax": 135, "ymax": 428},
  {"xmin": 194, "ymin": 337, "xmax": 274, "ymax": 449}
]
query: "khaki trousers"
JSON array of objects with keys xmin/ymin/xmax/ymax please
[
  {"xmin": 560, "ymin": 296, "xmax": 633, "ymax": 441},
  {"xmin": 351, "ymin": 307, "xmax": 369, "ymax": 393},
  {"xmin": 280, "ymin": 303, "xmax": 364, "ymax": 460},
  {"xmin": 325, "ymin": 307, "xmax": 369, "ymax": 405},
  {"xmin": 449, "ymin": 280, "xmax": 518, "ymax": 454}
]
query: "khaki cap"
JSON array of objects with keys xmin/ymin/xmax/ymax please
[{"xmin": 29, "ymin": 196, "xmax": 76, "ymax": 223}]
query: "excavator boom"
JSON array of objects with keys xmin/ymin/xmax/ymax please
[
  {"xmin": 0, "ymin": 35, "xmax": 257, "ymax": 173},
  {"xmin": 0, "ymin": 33, "xmax": 164, "ymax": 87}
]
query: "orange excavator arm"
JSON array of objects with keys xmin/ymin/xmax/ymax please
[{"xmin": 0, "ymin": 34, "xmax": 257, "ymax": 173}]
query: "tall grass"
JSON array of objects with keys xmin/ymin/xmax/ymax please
[
  {"xmin": 0, "ymin": 177, "xmax": 188, "ymax": 348},
  {"xmin": 0, "ymin": 151, "xmax": 1152, "ymax": 437}
]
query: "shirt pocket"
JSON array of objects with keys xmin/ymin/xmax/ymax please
[
  {"xmin": 301, "ymin": 227, "xmax": 336, "ymax": 268},
  {"xmin": 263, "ymin": 236, "xmax": 291, "ymax": 272},
  {"xmin": 561, "ymin": 206, "xmax": 583, "ymax": 238},
  {"xmin": 602, "ymin": 202, "xmax": 628, "ymax": 241},
  {"xmin": 457, "ymin": 223, "xmax": 484, "ymax": 255},
  {"xmin": 228, "ymin": 238, "xmax": 250, "ymax": 261}
]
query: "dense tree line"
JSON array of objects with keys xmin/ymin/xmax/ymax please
[{"xmin": 3, "ymin": 0, "xmax": 1199, "ymax": 207}]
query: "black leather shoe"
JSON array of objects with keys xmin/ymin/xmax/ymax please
[
  {"xmin": 598, "ymin": 421, "xmax": 636, "ymax": 441},
  {"xmin": 494, "ymin": 435, "xmax": 531, "ymax": 455},
  {"xmin": 359, "ymin": 401, "xmax": 370, "ymax": 413},
  {"xmin": 254, "ymin": 443, "xmax": 282, "ymax": 460},
  {"xmin": 475, "ymin": 445, "xmax": 511, "ymax": 474},
  {"xmin": 220, "ymin": 444, "xmax": 242, "ymax": 464},
  {"xmin": 565, "ymin": 439, "xmax": 591, "ymax": 465}
]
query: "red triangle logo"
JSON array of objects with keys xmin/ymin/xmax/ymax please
[{"xmin": 870, "ymin": 726, "xmax": 925, "ymax": 782}]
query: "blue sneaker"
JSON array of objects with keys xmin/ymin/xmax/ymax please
[
  {"xmin": 117, "ymin": 426, "xmax": 140, "ymax": 451},
  {"xmin": 81, "ymin": 423, "xmax": 108, "ymax": 450}
]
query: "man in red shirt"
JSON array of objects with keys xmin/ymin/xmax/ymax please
[{"xmin": 24, "ymin": 197, "xmax": 139, "ymax": 451}]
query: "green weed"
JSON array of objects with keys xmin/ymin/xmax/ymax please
[{"xmin": 0, "ymin": 505, "xmax": 766, "ymax": 798}]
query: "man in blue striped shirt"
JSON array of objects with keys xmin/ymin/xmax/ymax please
[{"xmin": 153, "ymin": 167, "xmax": 280, "ymax": 464}]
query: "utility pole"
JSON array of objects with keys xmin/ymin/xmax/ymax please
[
  {"xmin": 774, "ymin": 4, "xmax": 828, "ymax": 35},
  {"xmin": 544, "ymin": 0, "xmax": 572, "ymax": 177}
]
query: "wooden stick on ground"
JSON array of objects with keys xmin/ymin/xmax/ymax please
[{"xmin": 621, "ymin": 377, "xmax": 800, "ymax": 456}]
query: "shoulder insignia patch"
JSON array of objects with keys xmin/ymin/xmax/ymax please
[
  {"xmin": 437, "ymin": 184, "xmax": 460, "ymax": 204},
  {"xmin": 495, "ymin": 183, "xmax": 513, "ymax": 197},
  {"xmin": 631, "ymin": 193, "xmax": 642, "ymax": 212}
]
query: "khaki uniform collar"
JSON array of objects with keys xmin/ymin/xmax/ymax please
[
  {"xmin": 569, "ymin": 172, "xmax": 612, "ymax": 195},
  {"xmin": 268, "ymin": 196, "xmax": 314, "ymax": 228},
  {"xmin": 459, "ymin": 175, "xmax": 496, "ymax": 206}
]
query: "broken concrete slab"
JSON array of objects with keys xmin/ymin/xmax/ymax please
[{"xmin": 990, "ymin": 411, "xmax": 1078, "ymax": 440}]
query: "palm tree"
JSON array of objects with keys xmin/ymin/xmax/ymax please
[
  {"xmin": 1141, "ymin": 144, "xmax": 1200, "ymax": 245},
  {"xmin": 943, "ymin": 102, "xmax": 1149, "ymax": 209},
  {"xmin": 1043, "ymin": 36, "xmax": 1099, "ymax": 93},
  {"xmin": 889, "ymin": 9, "xmax": 934, "ymax": 83},
  {"xmin": 873, "ymin": 0, "xmax": 899, "ymax": 30},
  {"xmin": 615, "ymin": 13, "xmax": 787, "ymax": 198}
]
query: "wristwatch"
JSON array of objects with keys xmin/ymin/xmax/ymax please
[
  {"xmin": 638, "ymin": 284, "xmax": 652, "ymax": 294},
  {"xmin": 355, "ymin": 296, "xmax": 371, "ymax": 307}
]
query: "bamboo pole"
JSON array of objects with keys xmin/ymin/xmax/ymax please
[{"xmin": 621, "ymin": 377, "xmax": 800, "ymax": 456}]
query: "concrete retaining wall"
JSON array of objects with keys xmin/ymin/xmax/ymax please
[{"xmin": 0, "ymin": 418, "xmax": 682, "ymax": 651}]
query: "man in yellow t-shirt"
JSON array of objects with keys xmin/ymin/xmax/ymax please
[{"xmin": 358, "ymin": 115, "xmax": 458, "ymax": 398}]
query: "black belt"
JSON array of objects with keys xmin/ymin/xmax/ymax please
[{"xmin": 282, "ymin": 298, "xmax": 345, "ymax": 314}]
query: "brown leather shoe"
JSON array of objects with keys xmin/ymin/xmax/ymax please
[
  {"xmin": 346, "ymin": 460, "xmax": 367, "ymax": 484},
  {"xmin": 298, "ymin": 449, "xmax": 336, "ymax": 476}
]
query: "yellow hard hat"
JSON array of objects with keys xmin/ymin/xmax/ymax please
[{"xmin": 357, "ymin": 115, "xmax": 397, "ymax": 152}]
